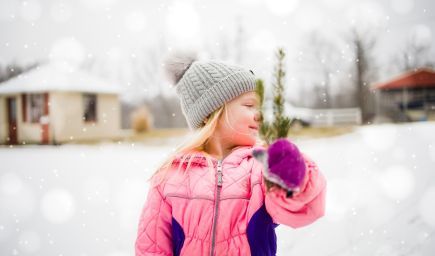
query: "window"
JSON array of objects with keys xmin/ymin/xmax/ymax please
[
  {"xmin": 26, "ymin": 94, "xmax": 44, "ymax": 123},
  {"xmin": 83, "ymin": 94, "xmax": 97, "ymax": 122}
]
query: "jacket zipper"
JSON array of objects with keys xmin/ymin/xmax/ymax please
[{"xmin": 210, "ymin": 159, "xmax": 223, "ymax": 256}]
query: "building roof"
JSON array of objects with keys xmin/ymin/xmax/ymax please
[
  {"xmin": 0, "ymin": 62, "xmax": 121, "ymax": 95},
  {"xmin": 373, "ymin": 68, "xmax": 435, "ymax": 90}
]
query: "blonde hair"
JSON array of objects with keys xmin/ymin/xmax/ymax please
[{"xmin": 149, "ymin": 101, "xmax": 266, "ymax": 187}]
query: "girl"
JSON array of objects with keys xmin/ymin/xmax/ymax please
[{"xmin": 135, "ymin": 54, "xmax": 327, "ymax": 256}]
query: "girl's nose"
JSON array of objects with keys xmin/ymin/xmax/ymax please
[{"xmin": 254, "ymin": 111, "xmax": 261, "ymax": 122}]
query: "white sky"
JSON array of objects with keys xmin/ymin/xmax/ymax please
[{"xmin": 0, "ymin": 0, "xmax": 434, "ymax": 101}]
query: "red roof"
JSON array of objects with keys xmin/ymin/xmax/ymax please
[{"xmin": 373, "ymin": 68, "xmax": 435, "ymax": 90}]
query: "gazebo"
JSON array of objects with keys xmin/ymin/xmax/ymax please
[{"xmin": 373, "ymin": 68, "xmax": 435, "ymax": 122}]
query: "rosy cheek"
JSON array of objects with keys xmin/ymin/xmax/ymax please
[{"xmin": 238, "ymin": 119, "xmax": 249, "ymax": 127}]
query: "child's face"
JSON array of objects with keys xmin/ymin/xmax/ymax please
[{"xmin": 215, "ymin": 91, "xmax": 261, "ymax": 146}]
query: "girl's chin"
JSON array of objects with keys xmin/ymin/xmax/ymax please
[{"xmin": 237, "ymin": 136, "xmax": 257, "ymax": 146}]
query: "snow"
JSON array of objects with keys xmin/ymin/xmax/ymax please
[
  {"xmin": 49, "ymin": 37, "xmax": 86, "ymax": 65},
  {"xmin": 18, "ymin": 230, "xmax": 41, "ymax": 253},
  {"xmin": 0, "ymin": 122, "xmax": 435, "ymax": 255},
  {"xmin": 166, "ymin": 2, "xmax": 201, "ymax": 47},
  {"xmin": 0, "ymin": 0, "xmax": 18, "ymax": 21},
  {"xmin": 79, "ymin": 0, "xmax": 118, "ymax": 11},
  {"xmin": 0, "ymin": 62, "xmax": 121, "ymax": 95},
  {"xmin": 247, "ymin": 30, "xmax": 278, "ymax": 55},
  {"xmin": 40, "ymin": 188, "xmax": 76, "ymax": 224},
  {"xmin": 410, "ymin": 24, "xmax": 433, "ymax": 48},
  {"xmin": 124, "ymin": 11, "xmax": 147, "ymax": 32},
  {"xmin": 0, "ymin": 172, "xmax": 23, "ymax": 195},
  {"xmin": 378, "ymin": 165, "xmax": 415, "ymax": 200},
  {"xmin": 0, "ymin": 172, "xmax": 36, "ymax": 220},
  {"xmin": 359, "ymin": 124, "xmax": 398, "ymax": 151},
  {"xmin": 346, "ymin": 2, "xmax": 387, "ymax": 29},
  {"xmin": 19, "ymin": 0, "xmax": 42, "ymax": 22},
  {"xmin": 264, "ymin": 0, "xmax": 299, "ymax": 16},
  {"xmin": 50, "ymin": 1, "xmax": 73, "ymax": 23},
  {"xmin": 292, "ymin": 6, "xmax": 325, "ymax": 32},
  {"xmin": 391, "ymin": 0, "xmax": 415, "ymax": 15},
  {"xmin": 419, "ymin": 186, "xmax": 435, "ymax": 228}
]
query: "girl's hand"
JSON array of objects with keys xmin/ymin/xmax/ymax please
[{"xmin": 253, "ymin": 138, "xmax": 306, "ymax": 198}]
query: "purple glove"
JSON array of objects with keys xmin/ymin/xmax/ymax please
[{"xmin": 253, "ymin": 138, "xmax": 306, "ymax": 197}]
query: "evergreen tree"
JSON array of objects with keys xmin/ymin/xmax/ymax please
[
  {"xmin": 272, "ymin": 48, "xmax": 292, "ymax": 138},
  {"xmin": 256, "ymin": 48, "xmax": 292, "ymax": 145}
]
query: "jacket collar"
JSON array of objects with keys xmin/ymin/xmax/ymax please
[{"xmin": 172, "ymin": 144, "xmax": 265, "ymax": 168}]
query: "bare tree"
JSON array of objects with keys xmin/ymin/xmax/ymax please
[
  {"xmin": 135, "ymin": 39, "xmax": 168, "ymax": 95},
  {"xmin": 234, "ymin": 16, "xmax": 246, "ymax": 64},
  {"xmin": 347, "ymin": 27, "xmax": 378, "ymax": 124},
  {"xmin": 207, "ymin": 32, "xmax": 231, "ymax": 61},
  {"xmin": 81, "ymin": 37, "xmax": 170, "ymax": 101},
  {"xmin": 203, "ymin": 16, "xmax": 249, "ymax": 66},
  {"xmin": 297, "ymin": 31, "xmax": 343, "ymax": 109},
  {"xmin": 394, "ymin": 31, "xmax": 435, "ymax": 72},
  {"xmin": 141, "ymin": 94, "xmax": 187, "ymax": 128}
]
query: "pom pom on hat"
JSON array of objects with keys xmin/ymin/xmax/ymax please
[{"xmin": 163, "ymin": 50, "xmax": 197, "ymax": 86}]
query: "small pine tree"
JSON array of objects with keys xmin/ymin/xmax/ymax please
[
  {"xmin": 272, "ymin": 48, "xmax": 292, "ymax": 139},
  {"xmin": 256, "ymin": 48, "xmax": 292, "ymax": 146}
]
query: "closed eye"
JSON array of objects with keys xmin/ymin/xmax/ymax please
[{"xmin": 245, "ymin": 104, "xmax": 258, "ymax": 109}]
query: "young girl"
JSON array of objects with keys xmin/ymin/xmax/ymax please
[{"xmin": 135, "ymin": 55, "xmax": 327, "ymax": 256}]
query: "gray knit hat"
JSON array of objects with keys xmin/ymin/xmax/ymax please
[{"xmin": 164, "ymin": 54, "xmax": 257, "ymax": 130}]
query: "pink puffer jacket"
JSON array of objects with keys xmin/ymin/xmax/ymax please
[{"xmin": 135, "ymin": 145, "xmax": 326, "ymax": 256}]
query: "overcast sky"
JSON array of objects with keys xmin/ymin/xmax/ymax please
[{"xmin": 0, "ymin": 0, "xmax": 434, "ymax": 101}]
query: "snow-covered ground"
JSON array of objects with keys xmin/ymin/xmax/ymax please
[{"xmin": 1, "ymin": 122, "xmax": 435, "ymax": 256}]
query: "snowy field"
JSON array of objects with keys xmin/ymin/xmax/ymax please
[{"xmin": 1, "ymin": 122, "xmax": 435, "ymax": 256}]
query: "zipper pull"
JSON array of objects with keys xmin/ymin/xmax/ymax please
[{"xmin": 217, "ymin": 161, "xmax": 223, "ymax": 187}]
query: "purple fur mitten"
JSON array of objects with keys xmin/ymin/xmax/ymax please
[{"xmin": 253, "ymin": 138, "xmax": 306, "ymax": 197}]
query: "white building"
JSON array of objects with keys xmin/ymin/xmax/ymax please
[{"xmin": 0, "ymin": 63, "xmax": 122, "ymax": 144}]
